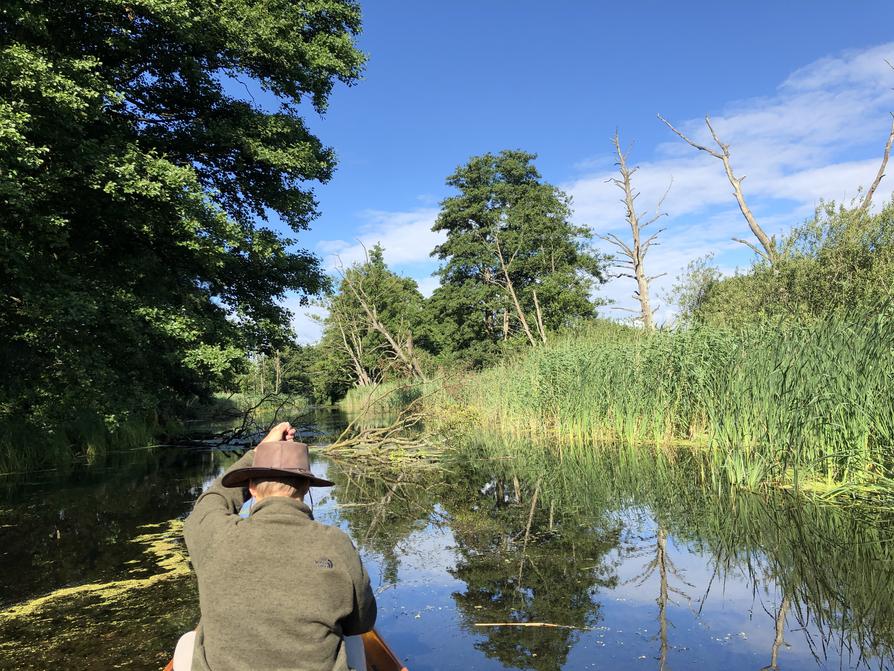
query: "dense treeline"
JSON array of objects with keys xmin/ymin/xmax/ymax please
[
  {"xmin": 295, "ymin": 150, "xmax": 607, "ymax": 402},
  {"xmin": 0, "ymin": 0, "xmax": 364, "ymax": 469}
]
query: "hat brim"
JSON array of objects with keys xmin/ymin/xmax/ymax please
[{"xmin": 221, "ymin": 467, "xmax": 334, "ymax": 489}]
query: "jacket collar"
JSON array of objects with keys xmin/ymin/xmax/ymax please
[{"xmin": 249, "ymin": 496, "xmax": 314, "ymax": 520}]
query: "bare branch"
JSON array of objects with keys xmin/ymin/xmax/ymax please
[
  {"xmin": 532, "ymin": 289, "xmax": 547, "ymax": 344},
  {"xmin": 599, "ymin": 232, "xmax": 634, "ymax": 257},
  {"xmin": 641, "ymin": 228, "xmax": 667, "ymax": 251},
  {"xmin": 732, "ymin": 237, "xmax": 770, "ymax": 262},
  {"xmin": 339, "ymin": 266, "xmax": 427, "ymax": 380},
  {"xmin": 860, "ymin": 113, "xmax": 894, "ymax": 212},
  {"xmin": 494, "ymin": 234, "xmax": 538, "ymax": 346},
  {"xmin": 659, "ymin": 114, "xmax": 778, "ymax": 264},
  {"xmin": 642, "ymin": 177, "xmax": 674, "ymax": 228},
  {"xmin": 657, "ymin": 114, "xmax": 723, "ymax": 159}
]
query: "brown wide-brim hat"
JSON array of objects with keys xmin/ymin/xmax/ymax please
[{"xmin": 221, "ymin": 440, "xmax": 334, "ymax": 488}]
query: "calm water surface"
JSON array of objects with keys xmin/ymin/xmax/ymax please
[{"xmin": 1, "ymin": 409, "xmax": 893, "ymax": 670}]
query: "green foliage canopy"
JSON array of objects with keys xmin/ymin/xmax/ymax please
[
  {"xmin": 428, "ymin": 150, "xmax": 605, "ymax": 367},
  {"xmin": 312, "ymin": 244, "xmax": 428, "ymax": 402},
  {"xmin": 676, "ymin": 201, "xmax": 894, "ymax": 326},
  {"xmin": 0, "ymin": 0, "xmax": 364, "ymax": 460}
]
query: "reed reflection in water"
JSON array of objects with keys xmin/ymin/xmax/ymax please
[{"xmin": 329, "ymin": 439, "xmax": 894, "ymax": 670}]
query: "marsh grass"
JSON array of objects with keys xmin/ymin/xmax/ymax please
[
  {"xmin": 0, "ymin": 409, "xmax": 166, "ymax": 474},
  {"xmin": 339, "ymin": 381, "xmax": 425, "ymax": 413},
  {"xmin": 446, "ymin": 310, "xmax": 894, "ymax": 494}
]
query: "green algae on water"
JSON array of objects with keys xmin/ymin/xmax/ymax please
[{"xmin": 0, "ymin": 518, "xmax": 190, "ymax": 622}]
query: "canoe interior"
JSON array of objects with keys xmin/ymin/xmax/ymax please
[{"xmin": 161, "ymin": 629, "xmax": 407, "ymax": 671}]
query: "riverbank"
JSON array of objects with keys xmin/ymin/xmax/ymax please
[
  {"xmin": 0, "ymin": 393, "xmax": 308, "ymax": 475},
  {"xmin": 427, "ymin": 312, "xmax": 894, "ymax": 500}
]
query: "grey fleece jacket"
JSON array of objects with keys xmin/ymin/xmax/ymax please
[{"xmin": 183, "ymin": 450, "xmax": 377, "ymax": 671}]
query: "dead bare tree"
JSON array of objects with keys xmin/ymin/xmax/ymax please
[
  {"xmin": 601, "ymin": 131, "xmax": 669, "ymax": 330},
  {"xmin": 319, "ymin": 376, "xmax": 456, "ymax": 465},
  {"xmin": 861, "ymin": 114, "xmax": 894, "ymax": 212},
  {"xmin": 658, "ymin": 114, "xmax": 779, "ymax": 265},
  {"xmin": 627, "ymin": 524, "xmax": 695, "ymax": 671},
  {"xmin": 861, "ymin": 61, "xmax": 894, "ymax": 212},
  {"xmin": 333, "ymin": 313, "xmax": 376, "ymax": 386}
]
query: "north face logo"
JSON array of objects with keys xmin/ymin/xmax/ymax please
[{"xmin": 315, "ymin": 558, "xmax": 334, "ymax": 569}]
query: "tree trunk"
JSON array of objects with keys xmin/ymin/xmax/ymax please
[
  {"xmin": 602, "ymin": 131, "xmax": 665, "ymax": 330},
  {"xmin": 494, "ymin": 236, "xmax": 538, "ymax": 346},
  {"xmin": 341, "ymin": 273, "xmax": 426, "ymax": 381},
  {"xmin": 659, "ymin": 115, "xmax": 777, "ymax": 265},
  {"xmin": 273, "ymin": 351, "xmax": 282, "ymax": 394}
]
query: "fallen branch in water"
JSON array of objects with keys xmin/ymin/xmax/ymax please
[{"xmin": 316, "ymin": 376, "xmax": 453, "ymax": 465}]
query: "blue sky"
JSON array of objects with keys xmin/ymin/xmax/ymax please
[{"xmin": 247, "ymin": 1, "xmax": 894, "ymax": 341}]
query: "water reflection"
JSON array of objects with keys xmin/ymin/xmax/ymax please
[
  {"xmin": 1, "ymin": 428, "xmax": 894, "ymax": 670},
  {"xmin": 445, "ymin": 475, "xmax": 620, "ymax": 671},
  {"xmin": 327, "ymin": 442, "xmax": 894, "ymax": 670}
]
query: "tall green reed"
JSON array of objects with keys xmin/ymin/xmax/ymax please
[{"xmin": 443, "ymin": 308, "xmax": 894, "ymax": 494}]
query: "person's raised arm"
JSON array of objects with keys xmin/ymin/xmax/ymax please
[{"xmin": 184, "ymin": 422, "xmax": 296, "ymax": 567}]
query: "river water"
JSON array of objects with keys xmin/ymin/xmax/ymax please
[{"xmin": 1, "ymin": 408, "xmax": 893, "ymax": 670}]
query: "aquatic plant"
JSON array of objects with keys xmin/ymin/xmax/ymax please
[{"xmin": 450, "ymin": 438, "xmax": 894, "ymax": 667}]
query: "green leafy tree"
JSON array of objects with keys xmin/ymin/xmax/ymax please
[
  {"xmin": 315, "ymin": 244, "xmax": 429, "ymax": 398},
  {"xmin": 0, "ymin": 0, "xmax": 364, "ymax": 465},
  {"xmin": 429, "ymin": 150, "xmax": 605, "ymax": 367}
]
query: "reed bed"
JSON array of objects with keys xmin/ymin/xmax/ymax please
[
  {"xmin": 445, "ymin": 310, "xmax": 894, "ymax": 494},
  {"xmin": 339, "ymin": 380, "xmax": 433, "ymax": 414}
]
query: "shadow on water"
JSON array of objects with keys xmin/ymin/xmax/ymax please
[{"xmin": 2, "ymin": 416, "xmax": 894, "ymax": 670}]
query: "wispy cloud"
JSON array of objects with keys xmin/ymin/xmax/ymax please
[
  {"xmin": 317, "ymin": 207, "xmax": 444, "ymax": 270},
  {"xmin": 569, "ymin": 42, "xmax": 894, "ymax": 321},
  {"xmin": 292, "ymin": 207, "xmax": 443, "ymax": 342},
  {"xmin": 300, "ymin": 44, "xmax": 894, "ymax": 335}
]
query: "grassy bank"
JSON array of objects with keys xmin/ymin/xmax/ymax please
[
  {"xmin": 338, "ymin": 381, "xmax": 426, "ymax": 413},
  {"xmin": 0, "ymin": 410, "xmax": 173, "ymax": 475},
  {"xmin": 437, "ymin": 312, "xmax": 894, "ymax": 495}
]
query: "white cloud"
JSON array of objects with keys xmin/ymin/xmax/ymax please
[
  {"xmin": 293, "ymin": 208, "xmax": 445, "ymax": 343},
  {"xmin": 317, "ymin": 207, "xmax": 444, "ymax": 270},
  {"xmin": 570, "ymin": 42, "xmax": 894, "ymax": 323},
  {"xmin": 282, "ymin": 296, "xmax": 326, "ymax": 345},
  {"xmin": 415, "ymin": 275, "xmax": 440, "ymax": 298}
]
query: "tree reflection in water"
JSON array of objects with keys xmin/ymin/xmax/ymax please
[
  {"xmin": 4, "ymin": 435, "xmax": 894, "ymax": 670},
  {"xmin": 327, "ymin": 455, "xmax": 622, "ymax": 671},
  {"xmin": 445, "ymin": 474, "xmax": 620, "ymax": 671}
]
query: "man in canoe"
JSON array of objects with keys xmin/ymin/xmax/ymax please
[{"xmin": 177, "ymin": 422, "xmax": 377, "ymax": 671}]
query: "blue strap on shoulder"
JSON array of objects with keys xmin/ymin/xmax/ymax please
[{"xmin": 238, "ymin": 497, "xmax": 254, "ymax": 519}]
